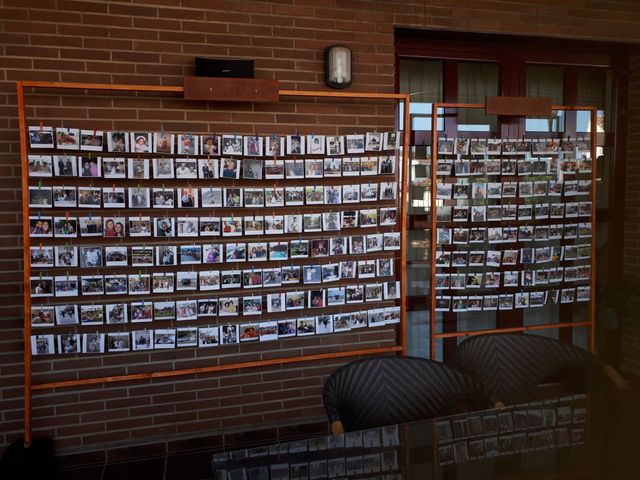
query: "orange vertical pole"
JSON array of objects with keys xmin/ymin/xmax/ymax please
[
  {"xmin": 400, "ymin": 94, "xmax": 410, "ymax": 356},
  {"xmin": 589, "ymin": 108, "xmax": 597, "ymax": 353},
  {"xmin": 17, "ymin": 81, "xmax": 33, "ymax": 446},
  {"xmin": 430, "ymin": 104, "xmax": 439, "ymax": 360}
]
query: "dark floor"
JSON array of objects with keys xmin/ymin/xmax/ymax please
[{"xmin": 60, "ymin": 450, "xmax": 213, "ymax": 480}]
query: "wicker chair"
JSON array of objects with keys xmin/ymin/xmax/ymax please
[
  {"xmin": 455, "ymin": 333, "xmax": 629, "ymax": 405},
  {"xmin": 322, "ymin": 356, "xmax": 493, "ymax": 434}
]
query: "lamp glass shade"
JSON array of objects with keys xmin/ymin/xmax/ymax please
[{"xmin": 325, "ymin": 45, "xmax": 352, "ymax": 89}]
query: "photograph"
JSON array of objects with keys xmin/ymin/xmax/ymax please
[
  {"xmin": 31, "ymin": 306, "xmax": 55, "ymax": 327},
  {"xmin": 243, "ymin": 135, "xmax": 263, "ymax": 157},
  {"xmin": 128, "ymin": 158, "xmax": 149, "ymax": 179},
  {"xmin": 154, "ymin": 301, "xmax": 175, "ymax": 321},
  {"xmin": 28, "ymin": 155, "xmax": 53, "ymax": 177},
  {"xmin": 107, "ymin": 131, "xmax": 129, "ymax": 153},
  {"xmin": 177, "ymin": 187, "xmax": 198, "ymax": 208},
  {"xmin": 242, "ymin": 296, "xmax": 263, "ymax": 316},
  {"xmin": 200, "ymin": 135, "xmax": 220, "ymax": 156},
  {"xmin": 31, "ymin": 334, "xmax": 55, "ymax": 355},
  {"xmin": 286, "ymin": 134, "xmax": 305, "ymax": 155},
  {"xmin": 104, "ymin": 275, "xmax": 127, "ymax": 295},
  {"xmin": 153, "ymin": 158, "xmax": 174, "ymax": 179},
  {"xmin": 175, "ymin": 159, "xmax": 198, "ymax": 179},
  {"xmin": 29, "ymin": 186, "xmax": 53, "ymax": 208},
  {"xmin": 265, "ymin": 135, "xmax": 284, "ymax": 157},
  {"xmin": 55, "ymin": 127, "xmax": 80, "ymax": 150},
  {"xmin": 220, "ymin": 324, "xmax": 238, "ymax": 344},
  {"xmin": 106, "ymin": 303, "xmax": 128, "ymax": 324},
  {"xmin": 152, "ymin": 272, "xmax": 174, "ymax": 293},
  {"xmin": 55, "ymin": 305, "xmax": 79, "ymax": 326},
  {"xmin": 53, "ymin": 155, "xmax": 78, "ymax": 177},
  {"xmin": 103, "ymin": 217, "xmax": 126, "ymax": 237},
  {"xmin": 176, "ymin": 327, "xmax": 198, "ymax": 347},
  {"xmin": 198, "ymin": 327, "xmax": 220, "ymax": 347},
  {"xmin": 131, "ymin": 302, "xmax": 153, "ymax": 323},
  {"xmin": 175, "ymin": 299, "xmax": 197, "ymax": 321},
  {"xmin": 132, "ymin": 330, "xmax": 154, "ymax": 351},
  {"xmin": 154, "ymin": 329, "xmax": 176, "ymax": 349},
  {"xmin": 222, "ymin": 135, "xmax": 243, "ymax": 155},
  {"xmin": 83, "ymin": 333, "xmax": 105, "ymax": 354},
  {"xmin": 177, "ymin": 133, "xmax": 198, "ymax": 155},
  {"xmin": 128, "ymin": 273, "xmax": 151, "ymax": 294},
  {"xmin": 219, "ymin": 297, "xmax": 240, "ymax": 317},
  {"xmin": 131, "ymin": 132, "xmax": 152, "ymax": 153},
  {"xmin": 218, "ymin": 158, "xmax": 242, "ymax": 182},
  {"xmin": 78, "ymin": 156, "xmax": 101, "ymax": 177},
  {"xmin": 29, "ymin": 126, "xmax": 54, "ymax": 149},
  {"xmin": 154, "ymin": 132, "xmax": 175, "ymax": 154}
]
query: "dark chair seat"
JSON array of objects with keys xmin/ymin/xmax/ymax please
[
  {"xmin": 455, "ymin": 333, "xmax": 624, "ymax": 405},
  {"xmin": 322, "ymin": 356, "xmax": 492, "ymax": 433}
]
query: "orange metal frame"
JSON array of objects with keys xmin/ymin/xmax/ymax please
[
  {"xmin": 429, "ymin": 102, "xmax": 598, "ymax": 360},
  {"xmin": 17, "ymin": 81, "xmax": 411, "ymax": 445}
]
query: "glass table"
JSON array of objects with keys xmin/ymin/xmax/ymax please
[{"xmin": 211, "ymin": 389, "xmax": 639, "ymax": 479}]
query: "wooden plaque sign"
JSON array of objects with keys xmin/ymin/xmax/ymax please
[
  {"xmin": 486, "ymin": 96, "xmax": 552, "ymax": 116},
  {"xmin": 184, "ymin": 76, "xmax": 280, "ymax": 103}
]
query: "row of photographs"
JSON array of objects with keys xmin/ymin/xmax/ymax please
[
  {"xmin": 29, "ymin": 127, "xmax": 400, "ymax": 156},
  {"xmin": 212, "ymin": 425, "xmax": 401, "ymax": 480},
  {"xmin": 29, "ymin": 265, "xmax": 399, "ymax": 298},
  {"xmin": 31, "ymin": 281, "xmax": 400, "ymax": 327},
  {"xmin": 216, "ymin": 453, "xmax": 399, "ymax": 480},
  {"xmin": 435, "ymin": 287, "xmax": 590, "ymax": 312},
  {"xmin": 436, "ymin": 156, "xmax": 592, "ymax": 176},
  {"xmin": 27, "ymin": 182, "xmax": 398, "ymax": 210},
  {"xmin": 30, "ymin": 306, "xmax": 401, "ymax": 355},
  {"xmin": 437, "ymin": 223, "xmax": 592, "ymax": 245},
  {"xmin": 438, "ymin": 428, "xmax": 584, "ymax": 465},
  {"xmin": 436, "ymin": 245, "xmax": 592, "ymax": 268},
  {"xmin": 436, "ymin": 221, "xmax": 593, "ymax": 246},
  {"xmin": 437, "ymin": 403, "xmax": 585, "ymax": 443},
  {"xmin": 30, "ymin": 237, "xmax": 399, "ymax": 269},
  {"xmin": 214, "ymin": 425, "xmax": 400, "ymax": 461},
  {"xmin": 27, "ymin": 155, "xmax": 397, "ymax": 180},
  {"xmin": 216, "ymin": 455, "xmax": 399, "ymax": 480},
  {"xmin": 28, "ymin": 210, "xmax": 400, "ymax": 239},
  {"xmin": 435, "ymin": 266, "xmax": 590, "ymax": 291},
  {"xmin": 437, "ymin": 202, "xmax": 592, "ymax": 224},
  {"xmin": 436, "ymin": 179, "xmax": 591, "ymax": 200},
  {"xmin": 437, "ymin": 137, "xmax": 591, "ymax": 156}
]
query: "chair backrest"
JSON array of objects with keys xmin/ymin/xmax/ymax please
[
  {"xmin": 322, "ymin": 356, "xmax": 492, "ymax": 432},
  {"xmin": 455, "ymin": 333, "xmax": 609, "ymax": 404}
]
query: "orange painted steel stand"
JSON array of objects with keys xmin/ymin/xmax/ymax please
[
  {"xmin": 17, "ymin": 80, "xmax": 411, "ymax": 446},
  {"xmin": 429, "ymin": 102, "xmax": 597, "ymax": 360}
]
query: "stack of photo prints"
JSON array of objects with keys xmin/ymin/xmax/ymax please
[
  {"xmin": 435, "ymin": 394, "xmax": 587, "ymax": 465},
  {"xmin": 212, "ymin": 424, "xmax": 401, "ymax": 480},
  {"xmin": 434, "ymin": 137, "xmax": 593, "ymax": 313},
  {"xmin": 27, "ymin": 127, "xmax": 402, "ymax": 355}
]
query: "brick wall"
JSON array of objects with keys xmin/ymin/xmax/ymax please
[
  {"xmin": 625, "ymin": 54, "xmax": 640, "ymax": 281},
  {"xmin": 2, "ymin": 0, "xmax": 640, "ymax": 455}
]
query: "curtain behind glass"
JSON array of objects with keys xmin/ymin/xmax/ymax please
[
  {"xmin": 399, "ymin": 59, "xmax": 443, "ymax": 103},
  {"xmin": 458, "ymin": 62, "xmax": 499, "ymax": 131}
]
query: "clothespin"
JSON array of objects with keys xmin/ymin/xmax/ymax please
[{"xmin": 39, "ymin": 122, "xmax": 44, "ymax": 132}]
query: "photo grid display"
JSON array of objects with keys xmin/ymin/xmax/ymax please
[
  {"xmin": 212, "ymin": 424, "xmax": 402, "ymax": 479},
  {"xmin": 435, "ymin": 395, "xmax": 587, "ymax": 465},
  {"xmin": 434, "ymin": 137, "xmax": 593, "ymax": 314},
  {"xmin": 27, "ymin": 128, "xmax": 402, "ymax": 355}
]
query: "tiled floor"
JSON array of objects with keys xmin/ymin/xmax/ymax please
[{"xmin": 59, "ymin": 450, "xmax": 213, "ymax": 480}]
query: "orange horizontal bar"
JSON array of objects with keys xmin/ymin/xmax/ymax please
[
  {"xmin": 20, "ymin": 80, "xmax": 184, "ymax": 93},
  {"xmin": 436, "ymin": 103, "xmax": 597, "ymax": 112},
  {"xmin": 20, "ymin": 82, "xmax": 410, "ymax": 102},
  {"xmin": 279, "ymin": 89, "xmax": 409, "ymax": 100},
  {"xmin": 435, "ymin": 321, "xmax": 592, "ymax": 339},
  {"xmin": 32, "ymin": 346, "xmax": 403, "ymax": 391}
]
